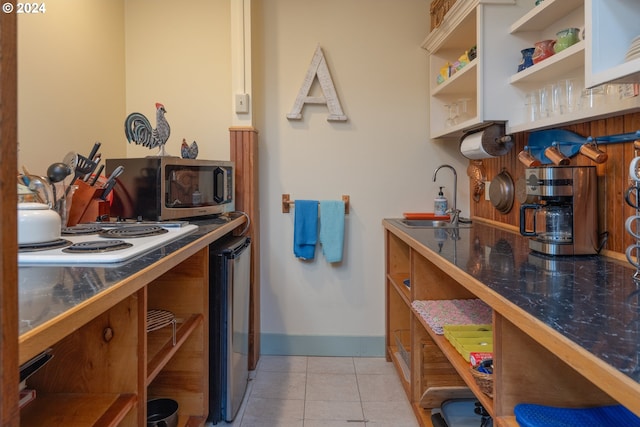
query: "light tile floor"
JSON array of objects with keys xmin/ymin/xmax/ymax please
[{"xmin": 212, "ymin": 356, "xmax": 419, "ymax": 427}]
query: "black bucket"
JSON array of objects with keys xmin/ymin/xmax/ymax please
[{"xmin": 147, "ymin": 398, "xmax": 178, "ymax": 427}]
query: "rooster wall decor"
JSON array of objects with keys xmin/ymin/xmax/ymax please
[
  {"xmin": 181, "ymin": 138, "xmax": 199, "ymax": 159},
  {"xmin": 124, "ymin": 102, "xmax": 171, "ymax": 156}
]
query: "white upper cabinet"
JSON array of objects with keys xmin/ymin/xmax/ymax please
[
  {"xmin": 506, "ymin": 0, "xmax": 640, "ymax": 133},
  {"xmin": 586, "ymin": 0, "xmax": 640, "ymax": 87},
  {"xmin": 507, "ymin": 0, "xmax": 588, "ymax": 133},
  {"xmin": 422, "ymin": 0, "xmax": 527, "ymax": 139},
  {"xmin": 424, "ymin": 0, "xmax": 640, "ymax": 139}
]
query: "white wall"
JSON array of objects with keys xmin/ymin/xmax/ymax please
[
  {"xmin": 17, "ymin": 1, "xmax": 126, "ymax": 175},
  {"xmin": 253, "ymin": 0, "xmax": 469, "ymax": 355}
]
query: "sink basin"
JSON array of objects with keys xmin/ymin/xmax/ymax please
[{"xmin": 399, "ymin": 219, "xmax": 472, "ymax": 229}]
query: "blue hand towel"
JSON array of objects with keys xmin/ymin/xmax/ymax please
[
  {"xmin": 319, "ymin": 200, "xmax": 345, "ymax": 263},
  {"xmin": 293, "ymin": 200, "xmax": 318, "ymax": 260}
]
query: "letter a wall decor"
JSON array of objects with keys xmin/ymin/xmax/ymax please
[{"xmin": 287, "ymin": 44, "xmax": 347, "ymax": 122}]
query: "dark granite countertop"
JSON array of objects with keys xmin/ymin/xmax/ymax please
[
  {"xmin": 18, "ymin": 214, "xmax": 246, "ymax": 337},
  {"xmin": 384, "ymin": 218, "xmax": 640, "ymax": 385}
]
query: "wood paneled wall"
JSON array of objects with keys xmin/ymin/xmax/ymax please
[
  {"xmin": 471, "ymin": 111, "xmax": 640, "ymax": 258},
  {"xmin": 229, "ymin": 126, "xmax": 261, "ymax": 370}
]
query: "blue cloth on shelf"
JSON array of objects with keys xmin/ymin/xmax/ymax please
[
  {"xmin": 514, "ymin": 403, "xmax": 640, "ymax": 427},
  {"xmin": 319, "ymin": 200, "xmax": 345, "ymax": 263},
  {"xmin": 293, "ymin": 200, "xmax": 318, "ymax": 260}
]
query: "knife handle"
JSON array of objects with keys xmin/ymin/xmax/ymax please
[{"xmin": 90, "ymin": 165, "xmax": 105, "ymax": 186}]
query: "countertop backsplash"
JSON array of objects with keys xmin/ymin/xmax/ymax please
[{"xmin": 470, "ymin": 110, "xmax": 640, "ymax": 257}]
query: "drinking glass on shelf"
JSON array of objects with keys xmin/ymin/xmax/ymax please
[
  {"xmin": 580, "ymin": 86, "xmax": 605, "ymax": 110},
  {"xmin": 563, "ymin": 79, "xmax": 578, "ymax": 114},
  {"xmin": 551, "ymin": 82, "xmax": 564, "ymax": 116},
  {"xmin": 444, "ymin": 103, "xmax": 458, "ymax": 127},
  {"xmin": 525, "ymin": 91, "xmax": 540, "ymax": 122},
  {"xmin": 604, "ymin": 84, "xmax": 619, "ymax": 105},
  {"xmin": 457, "ymin": 98, "xmax": 471, "ymax": 122},
  {"xmin": 539, "ymin": 86, "xmax": 551, "ymax": 118}
]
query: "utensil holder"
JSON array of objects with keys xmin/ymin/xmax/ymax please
[{"xmin": 67, "ymin": 180, "xmax": 109, "ymax": 226}]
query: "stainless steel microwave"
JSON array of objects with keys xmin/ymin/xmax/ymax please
[{"xmin": 105, "ymin": 157, "xmax": 235, "ymax": 221}]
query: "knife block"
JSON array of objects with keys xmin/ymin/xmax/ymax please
[{"xmin": 67, "ymin": 180, "xmax": 110, "ymax": 226}]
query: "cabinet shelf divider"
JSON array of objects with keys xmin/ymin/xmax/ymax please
[{"xmin": 147, "ymin": 313, "xmax": 204, "ymax": 386}]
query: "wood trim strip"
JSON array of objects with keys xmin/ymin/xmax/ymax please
[
  {"xmin": 1, "ymin": 10, "xmax": 20, "ymax": 426},
  {"xmin": 230, "ymin": 126, "xmax": 261, "ymax": 370}
]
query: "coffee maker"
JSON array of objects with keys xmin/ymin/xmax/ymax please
[{"xmin": 519, "ymin": 166, "xmax": 598, "ymax": 255}]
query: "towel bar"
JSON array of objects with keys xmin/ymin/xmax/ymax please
[{"xmin": 282, "ymin": 194, "xmax": 350, "ymax": 214}]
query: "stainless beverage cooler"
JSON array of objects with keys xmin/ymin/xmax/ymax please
[{"xmin": 208, "ymin": 236, "xmax": 251, "ymax": 423}]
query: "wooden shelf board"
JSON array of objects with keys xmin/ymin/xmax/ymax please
[
  {"xmin": 507, "ymin": 95, "xmax": 640, "ymax": 133},
  {"xmin": 411, "ymin": 403, "xmax": 435, "ymax": 427},
  {"xmin": 147, "ymin": 313, "xmax": 204, "ymax": 386},
  {"xmin": 432, "ymin": 60, "xmax": 478, "ymax": 97},
  {"xmin": 495, "ymin": 415, "xmax": 519, "ymax": 427},
  {"xmin": 509, "ymin": 41, "xmax": 585, "ymax": 85},
  {"xmin": 510, "ymin": 0, "xmax": 584, "ymax": 33},
  {"xmin": 182, "ymin": 414, "xmax": 207, "ymax": 427},
  {"xmin": 388, "ymin": 345, "xmax": 411, "ymax": 398},
  {"xmin": 20, "ymin": 392, "xmax": 136, "ymax": 427},
  {"xmin": 430, "ymin": 116, "xmax": 481, "ymax": 139},
  {"xmin": 388, "ymin": 273, "xmax": 411, "ymax": 304},
  {"xmin": 589, "ymin": 57, "xmax": 640, "ymax": 87},
  {"xmin": 412, "ymin": 307, "xmax": 494, "ymax": 418}
]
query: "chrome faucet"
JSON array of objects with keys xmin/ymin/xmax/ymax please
[{"xmin": 432, "ymin": 164, "xmax": 460, "ymax": 226}]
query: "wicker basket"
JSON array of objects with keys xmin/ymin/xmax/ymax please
[
  {"xmin": 430, "ymin": 0, "xmax": 458, "ymax": 30},
  {"xmin": 470, "ymin": 366, "xmax": 493, "ymax": 398}
]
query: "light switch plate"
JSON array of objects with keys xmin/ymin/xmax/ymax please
[
  {"xmin": 235, "ymin": 93, "xmax": 250, "ymax": 113},
  {"xmin": 485, "ymin": 181, "xmax": 491, "ymax": 201}
]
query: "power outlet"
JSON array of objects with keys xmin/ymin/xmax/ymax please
[{"xmin": 235, "ymin": 93, "xmax": 250, "ymax": 113}]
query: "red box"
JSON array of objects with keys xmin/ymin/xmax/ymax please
[{"xmin": 469, "ymin": 352, "xmax": 492, "ymax": 367}]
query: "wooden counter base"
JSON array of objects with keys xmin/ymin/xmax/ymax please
[
  {"xmin": 17, "ymin": 216, "xmax": 246, "ymax": 426},
  {"xmin": 383, "ymin": 218, "xmax": 639, "ymax": 427}
]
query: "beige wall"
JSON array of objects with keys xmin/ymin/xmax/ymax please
[
  {"xmin": 18, "ymin": 0, "xmax": 471, "ymax": 356},
  {"xmin": 17, "ymin": 0, "xmax": 233, "ymax": 175},
  {"xmin": 124, "ymin": 0, "xmax": 232, "ymax": 160},
  {"xmin": 253, "ymin": 0, "xmax": 469, "ymax": 354},
  {"xmin": 17, "ymin": 0, "xmax": 126, "ymax": 174}
]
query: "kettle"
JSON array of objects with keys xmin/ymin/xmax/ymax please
[{"xmin": 18, "ymin": 202, "xmax": 62, "ymax": 245}]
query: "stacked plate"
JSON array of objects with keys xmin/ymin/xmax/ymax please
[{"xmin": 625, "ymin": 35, "xmax": 640, "ymax": 62}]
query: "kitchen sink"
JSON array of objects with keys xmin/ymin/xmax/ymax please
[{"xmin": 396, "ymin": 219, "xmax": 472, "ymax": 229}]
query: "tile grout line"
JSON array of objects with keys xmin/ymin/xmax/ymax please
[
  {"xmin": 351, "ymin": 357, "xmax": 369, "ymax": 425},
  {"xmin": 302, "ymin": 356, "xmax": 308, "ymax": 426}
]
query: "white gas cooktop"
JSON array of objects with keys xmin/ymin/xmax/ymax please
[{"xmin": 18, "ymin": 223, "xmax": 198, "ymax": 265}]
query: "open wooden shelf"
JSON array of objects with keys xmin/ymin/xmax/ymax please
[
  {"xmin": 412, "ymin": 308, "xmax": 494, "ymax": 418},
  {"xmin": 495, "ymin": 415, "xmax": 519, "ymax": 427},
  {"xmin": 412, "ymin": 403, "xmax": 435, "ymax": 427},
  {"xmin": 182, "ymin": 414, "xmax": 207, "ymax": 426},
  {"xmin": 388, "ymin": 345, "xmax": 411, "ymax": 392},
  {"xmin": 388, "ymin": 273, "xmax": 411, "ymax": 304},
  {"xmin": 147, "ymin": 313, "xmax": 204, "ymax": 386},
  {"xmin": 510, "ymin": 0, "xmax": 583, "ymax": 33},
  {"xmin": 21, "ymin": 393, "xmax": 136, "ymax": 427}
]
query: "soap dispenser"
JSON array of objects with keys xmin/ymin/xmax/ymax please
[{"xmin": 434, "ymin": 186, "xmax": 448, "ymax": 216}]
